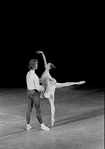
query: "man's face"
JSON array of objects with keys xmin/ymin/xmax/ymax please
[{"xmin": 35, "ymin": 62, "xmax": 38, "ymax": 69}]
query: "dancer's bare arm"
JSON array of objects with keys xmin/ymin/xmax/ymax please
[{"xmin": 36, "ymin": 51, "xmax": 48, "ymax": 67}]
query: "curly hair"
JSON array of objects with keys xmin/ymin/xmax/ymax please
[{"xmin": 28, "ymin": 59, "xmax": 38, "ymax": 70}]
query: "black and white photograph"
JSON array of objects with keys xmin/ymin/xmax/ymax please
[{"xmin": 0, "ymin": 3, "xmax": 104, "ymax": 149}]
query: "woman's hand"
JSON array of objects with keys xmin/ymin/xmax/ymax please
[{"xmin": 36, "ymin": 51, "xmax": 43, "ymax": 54}]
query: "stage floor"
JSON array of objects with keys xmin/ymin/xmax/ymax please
[{"xmin": 0, "ymin": 85, "xmax": 104, "ymax": 149}]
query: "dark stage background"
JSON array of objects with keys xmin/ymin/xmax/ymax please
[{"xmin": 0, "ymin": 4, "xmax": 104, "ymax": 88}]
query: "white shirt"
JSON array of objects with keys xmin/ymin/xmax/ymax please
[{"xmin": 26, "ymin": 70, "xmax": 41, "ymax": 91}]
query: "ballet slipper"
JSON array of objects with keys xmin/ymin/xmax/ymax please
[
  {"xmin": 51, "ymin": 119, "xmax": 55, "ymax": 127},
  {"xmin": 26, "ymin": 124, "xmax": 32, "ymax": 130},
  {"xmin": 41, "ymin": 123, "xmax": 50, "ymax": 131}
]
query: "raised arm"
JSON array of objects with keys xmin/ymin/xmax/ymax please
[{"xmin": 36, "ymin": 51, "xmax": 48, "ymax": 67}]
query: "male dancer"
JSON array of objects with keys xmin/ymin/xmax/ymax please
[{"xmin": 26, "ymin": 59, "xmax": 50, "ymax": 131}]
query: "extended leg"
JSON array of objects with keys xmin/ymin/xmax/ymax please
[
  {"xmin": 56, "ymin": 81, "xmax": 85, "ymax": 88},
  {"xmin": 56, "ymin": 82, "xmax": 76, "ymax": 88}
]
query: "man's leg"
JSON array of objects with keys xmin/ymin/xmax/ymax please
[
  {"xmin": 33, "ymin": 90, "xmax": 50, "ymax": 131},
  {"xmin": 26, "ymin": 91, "xmax": 33, "ymax": 130},
  {"xmin": 26, "ymin": 97, "xmax": 33, "ymax": 124}
]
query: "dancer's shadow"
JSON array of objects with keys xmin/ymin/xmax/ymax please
[{"xmin": 54, "ymin": 108, "xmax": 104, "ymax": 127}]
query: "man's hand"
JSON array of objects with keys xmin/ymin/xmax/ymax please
[{"xmin": 39, "ymin": 85, "xmax": 44, "ymax": 91}]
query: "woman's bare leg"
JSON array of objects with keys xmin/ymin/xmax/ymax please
[
  {"xmin": 56, "ymin": 81, "xmax": 85, "ymax": 88},
  {"xmin": 48, "ymin": 94, "xmax": 55, "ymax": 127},
  {"xmin": 56, "ymin": 82, "xmax": 76, "ymax": 88}
]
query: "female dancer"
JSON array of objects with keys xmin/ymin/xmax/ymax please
[{"xmin": 37, "ymin": 51, "xmax": 85, "ymax": 127}]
